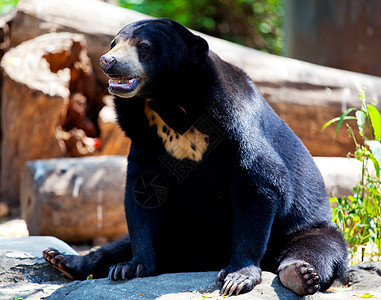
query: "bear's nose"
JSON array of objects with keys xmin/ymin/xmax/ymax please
[{"xmin": 99, "ymin": 55, "xmax": 117, "ymax": 72}]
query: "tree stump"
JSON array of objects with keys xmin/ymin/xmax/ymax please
[
  {"xmin": 0, "ymin": 32, "xmax": 106, "ymax": 205},
  {"xmin": 20, "ymin": 156, "xmax": 127, "ymax": 243}
]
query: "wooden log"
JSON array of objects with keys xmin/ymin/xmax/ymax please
[
  {"xmin": 18, "ymin": 155, "xmax": 361, "ymax": 243},
  {"xmin": 11, "ymin": 0, "xmax": 381, "ymax": 157},
  {"xmin": 313, "ymin": 157, "xmax": 363, "ymax": 197},
  {"xmin": 0, "ymin": 9, "xmax": 22, "ymax": 196},
  {"xmin": 20, "ymin": 156, "xmax": 127, "ymax": 243},
  {"xmin": 97, "ymin": 96, "xmax": 131, "ymax": 156},
  {"xmin": 0, "ymin": 32, "xmax": 104, "ymax": 205}
]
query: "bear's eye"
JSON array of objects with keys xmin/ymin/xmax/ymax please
[
  {"xmin": 138, "ymin": 43, "xmax": 150, "ymax": 52},
  {"xmin": 110, "ymin": 40, "xmax": 116, "ymax": 49}
]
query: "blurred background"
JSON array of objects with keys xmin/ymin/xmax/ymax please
[{"xmin": 117, "ymin": 0, "xmax": 381, "ymax": 77}]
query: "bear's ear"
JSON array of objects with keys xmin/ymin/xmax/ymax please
[{"xmin": 192, "ymin": 35, "xmax": 209, "ymax": 63}]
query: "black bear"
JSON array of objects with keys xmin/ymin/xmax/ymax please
[{"xmin": 43, "ymin": 18, "xmax": 348, "ymax": 296}]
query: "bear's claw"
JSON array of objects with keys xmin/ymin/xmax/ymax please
[
  {"xmin": 217, "ymin": 265, "xmax": 260, "ymax": 296},
  {"xmin": 108, "ymin": 262, "xmax": 146, "ymax": 281},
  {"xmin": 42, "ymin": 248, "xmax": 75, "ymax": 280}
]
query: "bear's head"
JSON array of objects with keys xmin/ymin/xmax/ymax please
[{"xmin": 99, "ymin": 18, "xmax": 209, "ymax": 98}]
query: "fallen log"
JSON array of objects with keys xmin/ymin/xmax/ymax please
[
  {"xmin": 19, "ymin": 155, "xmax": 362, "ymax": 243},
  {"xmin": 20, "ymin": 156, "xmax": 127, "ymax": 243}
]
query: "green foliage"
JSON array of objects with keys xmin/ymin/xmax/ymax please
[
  {"xmin": 0, "ymin": 0, "xmax": 18, "ymax": 16},
  {"xmin": 118, "ymin": 0, "xmax": 283, "ymax": 54},
  {"xmin": 323, "ymin": 91, "xmax": 381, "ymax": 263}
]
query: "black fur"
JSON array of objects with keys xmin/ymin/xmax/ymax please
[{"xmin": 44, "ymin": 19, "xmax": 347, "ymax": 296}]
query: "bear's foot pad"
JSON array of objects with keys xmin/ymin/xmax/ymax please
[{"xmin": 279, "ymin": 261, "xmax": 320, "ymax": 296}]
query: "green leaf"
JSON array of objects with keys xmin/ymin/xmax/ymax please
[
  {"xmin": 370, "ymin": 156, "xmax": 380, "ymax": 177},
  {"xmin": 356, "ymin": 110, "xmax": 366, "ymax": 136},
  {"xmin": 335, "ymin": 108, "xmax": 356, "ymax": 136},
  {"xmin": 357, "ymin": 292, "xmax": 375, "ymax": 298},
  {"xmin": 366, "ymin": 140, "xmax": 381, "ymax": 162},
  {"xmin": 321, "ymin": 112, "xmax": 356, "ymax": 134},
  {"xmin": 322, "ymin": 117, "xmax": 340, "ymax": 132},
  {"xmin": 359, "ymin": 89, "xmax": 366, "ymax": 101},
  {"xmin": 13, "ymin": 297, "xmax": 24, "ymax": 300},
  {"xmin": 368, "ymin": 105, "xmax": 381, "ymax": 140}
]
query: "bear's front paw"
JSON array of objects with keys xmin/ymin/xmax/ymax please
[
  {"xmin": 43, "ymin": 248, "xmax": 87, "ymax": 280},
  {"xmin": 217, "ymin": 264, "xmax": 261, "ymax": 296},
  {"xmin": 108, "ymin": 260, "xmax": 154, "ymax": 281}
]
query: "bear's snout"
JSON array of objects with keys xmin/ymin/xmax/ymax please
[{"xmin": 99, "ymin": 55, "xmax": 117, "ymax": 73}]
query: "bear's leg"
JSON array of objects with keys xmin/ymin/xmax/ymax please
[
  {"xmin": 277, "ymin": 225, "xmax": 347, "ymax": 296},
  {"xmin": 218, "ymin": 174, "xmax": 278, "ymax": 296},
  {"xmin": 43, "ymin": 235, "xmax": 132, "ymax": 280}
]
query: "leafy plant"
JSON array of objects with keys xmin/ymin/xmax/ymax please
[
  {"xmin": 323, "ymin": 90, "xmax": 381, "ymax": 263},
  {"xmin": 0, "ymin": 0, "xmax": 18, "ymax": 16},
  {"xmin": 118, "ymin": 0, "xmax": 283, "ymax": 54}
]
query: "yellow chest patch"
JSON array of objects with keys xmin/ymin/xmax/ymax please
[{"xmin": 144, "ymin": 102, "xmax": 209, "ymax": 162}]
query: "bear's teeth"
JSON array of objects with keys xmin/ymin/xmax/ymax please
[{"xmin": 109, "ymin": 78, "xmax": 137, "ymax": 85}]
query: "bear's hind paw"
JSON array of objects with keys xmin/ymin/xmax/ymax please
[{"xmin": 279, "ymin": 261, "xmax": 320, "ymax": 296}]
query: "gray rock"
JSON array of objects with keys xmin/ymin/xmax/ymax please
[
  {"xmin": 1, "ymin": 236, "xmax": 381, "ymax": 300},
  {"xmin": 46, "ymin": 271, "xmax": 301, "ymax": 300},
  {"xmin": 0, "ymin": 236, "xmax": 76, "ymax": 300},
  {"xmin": 346, "ymin": 263, "xmax": 381, "ymax": 291}
]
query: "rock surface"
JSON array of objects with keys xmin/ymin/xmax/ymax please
[
  {"xmin": 0, "ymin": 236, "xmax": 76, "ymax": 300},
  {"xmin": 46, "ymin": 272, "xmax": 300, "ymax": 300},
  {"xmin": 1, "ymin": 236, "xmax": 381, "ymax": 300}
]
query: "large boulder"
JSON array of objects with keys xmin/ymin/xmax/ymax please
[
  {"xmin": 47, "ymin": 272, "xmax": 299, "ymax": 300},
  {"xmin": 0, "ymin": 236, "xmax": 75, "ymax": 300},
  {"xmin": 1, "ymin": 236, "xmax": 381, "ymax": 300}
]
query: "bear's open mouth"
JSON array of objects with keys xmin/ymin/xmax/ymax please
[{"xmin": 108, "ymin": 76, "xmax": 141, "ymax": 96}]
